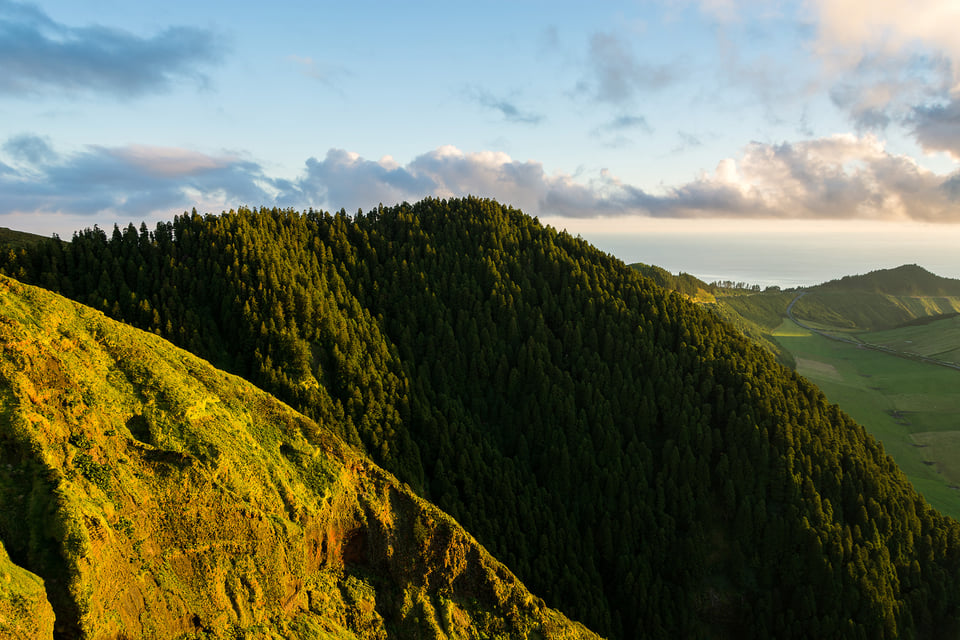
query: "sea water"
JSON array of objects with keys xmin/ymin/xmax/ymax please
[{"xmin": 577, "ymin": 226, "xmax": 960, "ymax": 289}]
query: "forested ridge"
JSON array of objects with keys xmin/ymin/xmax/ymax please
[{"xmin": 4, "ymin": 197, "xmax": 960, "ymax": 638}]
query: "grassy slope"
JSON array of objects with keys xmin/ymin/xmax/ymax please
[
  {"xmin": 0, "ymin": 274, "xmax": 599, "ymax": 640},
  {"xmin": 815, "ymin": 264, "xmax": 960, "ymax": 296},
  {"xmin": 791, "ymin": 290, "xmax": 960, "ymax": 331},
  {"xmin": 865, "ymin": 314, "xmax": 960, "ymax": 364},
  {"xmin": 0, "ymin": 227, "xmax": 51, "ymax": 251}
]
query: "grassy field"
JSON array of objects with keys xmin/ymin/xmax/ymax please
[
  {"xmin": 773, "ymin": 318, "xmax": 960, "ymax": 520},
  {"xmin": 861, "ymin": 314, "xmax": 960, "ymax": 365}
]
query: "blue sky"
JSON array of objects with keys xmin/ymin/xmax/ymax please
[{"xmin": 2, "ymin": 0, "xmax": 960, "ymax": 267}]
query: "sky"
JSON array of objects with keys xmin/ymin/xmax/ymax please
[{"xmin": 2, "ymin": 0, "xmax": 960, "ymax": 280}]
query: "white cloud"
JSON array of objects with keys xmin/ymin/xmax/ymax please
[
  {"xmin": 804, "ymin": 0, "xmax": 960, "ymax": 151},
  {"xmin": 106, "ymin": 145, "xmax": 233, "ymax": 178},
  {"xmin": 297, "ymin": 139, "xmax": 960, "ymax": 222},
  {"xmin": 650, "ymin": 134, "xmax": 960, "ymax": 221},
  {"xmin": 811, "ymin": 0, "xmax": 960, "ymax": 89},
  {"xmin": 5, "ymin": 136, "xmax": 960, "ymax": 234},
  {"xmin": 912, "ymin": 98, "xmax": 960, "ymax": 160}
]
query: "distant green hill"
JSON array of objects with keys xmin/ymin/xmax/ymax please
[
  {"xmin": 785, "ymin": 265, "xmax": 960, "ymax": 331},
  {"xmin": 815, "ymin": 264, "xmax": 960, "ymax": 297},
  {"xmin": 791, "ymin": 267, "xmax": 960, "ymax": 332},
  {"xmin": 4, "ymin": 200, "xmax": 960, "ymax": 638},
  {"xmin": 713, "ymin": 264, "xmax": 960, "ymax": 335},
  {"xmin": 0, "ymin": 226, "xmax": 52, "ymax": 250},
  {"xmin": 0, "ymin": 274, "xmax": 598, "ymax": 639}
]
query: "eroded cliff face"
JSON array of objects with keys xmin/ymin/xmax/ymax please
[{"xmin": 0, "ymin": 276, "xmax": 599, "ymax": 640}]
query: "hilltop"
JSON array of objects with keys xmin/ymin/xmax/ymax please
[
  {"xmin": 814, "ymin": 264, "xmax": 960, "ymax": 297},
  {"xmin": 0, "ymin": 227, "xmax": 51, "ymax": 251},
  {"xmin": 0, "ymin": 274, "xmax": 597, "ymax": 639},
  {"xmin": 3, "ymin": 198, "xmax": 960, "ymax": 638},
  {"xmin": 695, "ymin": 264, "xmax": 960, "ymax": 336}
]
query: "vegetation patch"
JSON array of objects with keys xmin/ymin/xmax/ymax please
[
  {"xmin": 910, "ymin": 431, "xmax": 960, "ymax": 487},
  {"xmin": 794, "ymin": 357, "xmax": 841, "ymax": 381}
]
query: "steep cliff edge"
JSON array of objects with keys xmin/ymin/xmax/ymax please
[{"xmin": 0, "ymin": 274, "xmax": 598, "ymax": 639}]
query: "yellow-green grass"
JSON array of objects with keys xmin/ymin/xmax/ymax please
[
  {"xmin": 0, "ymin": 275, "xmax": 599, "ymax": 639},
  {"xmin": 793, "ymin": 291, "xmax": 960, "ymax": 331},
  {"xmin": 859, "ymin": 314, "xmax": 960, "ymax": 365},
  {"xmin": 773, "ymin": 318, "xmax": 960, "ymax": 520}
]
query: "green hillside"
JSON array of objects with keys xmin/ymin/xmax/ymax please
[
  {"xmin": 815, "ymin": 264, "xmax": 960, "ymax": 297},
  {"xmin": 0, "ymin": 226, "xmax": 51, "ymax": 252},
  {"xmin": 783, "ymin": 265, "xmax": 960, "ymax": 332},
  {"xmin": 866, "ymin": 314, "xmax": 960, "ymax": 364},
  {"xmin": 713, "ymin": 264, "xmax": 960, "ymax": 336},
  {"xmin": 4, "ymin": 198, "xmax": 960, "ymax": 638},
  {"xmin": 0, "ymin": 274, "xmax": 597, "ymax": 639},
  {"xmin": 629, "ymin": 263, "xmax": 716, "ymax": 302}
]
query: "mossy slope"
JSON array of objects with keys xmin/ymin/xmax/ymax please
[
  {"xmin": 0, "ymin": 538, "xmax": 55, "ymax": 639},
  {"xmin": 0, "ymin": 275, "xmax": 598, "ymax": 640}
]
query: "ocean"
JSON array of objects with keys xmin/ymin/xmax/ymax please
[{"xmin": 578, "ymin": 227, "xmax": 960, "ymax": 289}]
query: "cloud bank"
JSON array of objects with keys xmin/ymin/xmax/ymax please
[
  {"xmin": 0, "ymin": 0, "xmax": 225, "ymax": 97},
  {"xmin": 0, "ymin": 135, "xmax": 277, "ymax": 220},
  {"xmin": 295, "ymin": 139, "xmax": 960, "ymax": 223},
  {"xmin": 3, "ymin": 136, "xmax": 960, "ymax": 231}
]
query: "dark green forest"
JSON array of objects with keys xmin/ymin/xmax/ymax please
[{"xmin": 4, "ymin": 197, "xmax": 960, "ymax": 638}]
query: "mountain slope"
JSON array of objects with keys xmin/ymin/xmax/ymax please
[
  {"xmin": 788, "ymin": 265, "xmax": 960, "ymax": 331},
  {"xmin": 0, "ymin": 274, "xmax": 597, "ymax": 639},
  {"xmin": 629, "ymin": 263, "xmax": 716, "ymax": 302},
  {"xmin": 814, "ymin": 264, "xmax": 960, "ymax": 297},
  {"xmin": 4, "ymin": 199, "xmax": 960, "ymax": 637}
]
